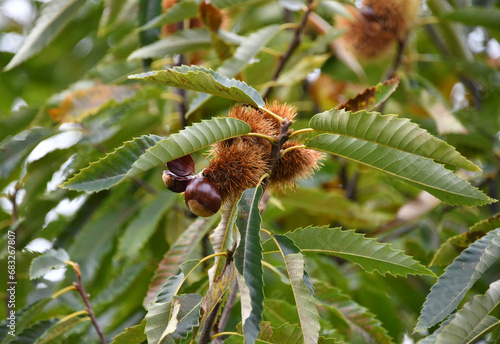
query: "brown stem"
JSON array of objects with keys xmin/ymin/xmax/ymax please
[
  {"xmin": 262, "ymin": 0, "xmax": 314, "ymax": 99},
  {"xmin": 71, "ymin": 264, "xmax": 107, "ymax": 344},
  {"xmin": 215, "ymin": 281, "xmax": 239, "ymax": 340}
]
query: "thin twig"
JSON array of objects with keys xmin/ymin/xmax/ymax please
[
  {"xmin": 70, "ymin": 263, "xmax": 107, "ymax": 344},
  {"xmin": 214, "ymin": 282, "xmax": 239, "ymax": 343},
  {"xmin": 262, "ymin": 0, "xmax": 314, "ymax": 99}
]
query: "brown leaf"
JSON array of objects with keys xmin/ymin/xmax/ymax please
[
  {"xmin": 48, "ymin": 84, "xmax": 139, "ymax": 123},
  {"xmin": 338, "ymin": 77, "xmax": 399, "ymax": 112},
  {"xmin": 199, "ymin": 1, "xmax": 223, "ymax": 32}
]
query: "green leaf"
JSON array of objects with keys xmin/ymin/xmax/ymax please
[
  {"xmin": 273, "ymin": 235, "xmax": 321, "ymax": 344},
  {"xmin": 275, "ymin": 54, "xmax": 330, "ymax": 87},
  {"xmin": 417, "ymin": 316, "xmax": 455, "ymax": 344},
  {"xmin": 262, "ymin": 226, "xmax": 435, "ymax": 277},
  {"xmin": 305, "ymin": 133, "xmax": 491, "ymax": 206},
  {"xmin": 8, "ymin": 320, "xmax": 58, "ymax": 344},
  {"xmin": 0, "ymin": 298, "xmax": 52, "ymax": 344},
  {"xmin": 145, "ymin": 294, "xmax": 202, "ymax": 344},
  {"xmin": 145, "ymin": 217, "xmax": 216, "ymax": 308},
  {"xmin": 235, "ymin": 187, "xmax": 265, "ymax": 344},
  {"xmin": 4, "ymin": 0, "xmax": 86, "ymax": 71},
  {"xmin": 145, "ymin": 301, "xmax": 172, "ymax": 344},
  {"xmin": 200, "ymin": 262, "xmax": 235, "ymax": 328},
  {"xmin": 160, "ymin": 294, "xmax": 203, "ymax": 343},
  {"xmin": 0, "ymin": 128, "xmax": 52, "ymax": 179},
  {"xmin": 470, "ymin": 214, "xmax": 500, "ymax": 233},
  {"xmin": 34, "ymin": 315, "xmax": 90, "ymax": 344},
  {"xmin": 208, "ymin": 203, "xmax": 238, "ymax": 284},
  {"xmin": 129, "ymin": 65, "xmax": 264, "ymax": 107},
  {"xmin": 435, "ymin": 280, "xmax": 500, "ymax": 344},
  {"xmin": 309, "ymin": 109, "xmax": 479, "ymax": 172},
  {"xmin": 155, "ymin": 273, "xmax": 184, "ymax": 305},
  {"xmin": 0, "ymin": 108, "xmax": 37, "ymax": 142},
  {"xmin": 186, "ymin": 25, "xmax": 279, "ymax": 116},
  {"xmin": 442, "ymin": 8, "xmax": 500, "ymax": 30},
  {"xmin": 62, "ymin": 134, "xmax": 163, "ymax": 192},
  {"xmin": 139, "ymin": 0, "xmax": 200, "ymax": 30},
  {"xmin": 64, "ymin": 117, "xmax": 251, "ymax": 192},
  {"xmin": 116, "ymin": 191, "xmax": 175, "ymax": 259},
  {"xmin": 415, "ymin": 229, "xmax": 500, "ymax": 332},
  {"xmin": 128, "ymin": 29, "xmax": 212, "ymax": 61},
  {"xmin": 110, "ymin": 320, "xmax": 146, "ymax": 344},
  {"xmin": 314, "ymin": 282, "xmax": 394, "ymax": 344},
  {"xmin": 29, "ymin": 249, "xmax": 69, "ymax": 280},
  {"xmin": 338, "ymin": 78, "xmax": 399, "ymax": 112}
]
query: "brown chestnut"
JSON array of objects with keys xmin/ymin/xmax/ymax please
[
  {"xmin": 162, "ymin": 171, "xmax": 191, "ymax": 193},
  {"xmin": 361, "ymin": 5, "xmax": 377, "ymax": 21},
  {"xmin": 167, "ymin": 155, "xmax": 195, "ymax": 176},
  {"xmin": 184, "ymin": 176, "xmax": 221, "ymax": 217}
]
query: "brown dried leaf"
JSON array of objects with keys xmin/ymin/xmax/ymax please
[{"xmin": 338, "ymin": 77, "xmax": 399, "ymax": 112}]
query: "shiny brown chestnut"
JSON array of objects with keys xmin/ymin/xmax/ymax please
[
  {"xmin": 162, "ymin": 171, "xmax": 191, "ymax": 193},
  {"xmin": 184, "ymin": 176, "xmax": 221, "ymax": 217},
  {"xmin": 167, "ymin": 155, "xmax": 195, "ymax": 176}
]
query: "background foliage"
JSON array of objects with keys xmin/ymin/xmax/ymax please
[{"xmin": 1, "ymin": 0, "xmax": 500, "ymax": 343}]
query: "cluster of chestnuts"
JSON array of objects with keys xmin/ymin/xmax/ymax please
[{"xmin": 162, "ymin": 154, "xmax": 221, "ymax": 217}]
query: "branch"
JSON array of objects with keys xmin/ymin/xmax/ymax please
[
  {"xmin": 262, "ymin": 0, "xmax": 314, "ymax": 99},
  {"xmin": 199, "ymin": 114, "xmax": 294, "ymax": 343},
  {"xmin": 69, "ymin": 263, "xmax": 107, "ymax": 344}
]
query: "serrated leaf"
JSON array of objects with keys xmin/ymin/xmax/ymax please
[
  {"xmin": 154, "ymin": 273, "xmax": 184, "ymax": 305},
  {"xmin": 110, "ymin": 319, "xmax": 146, "ymax": 344},
  {"xmin": 29, "ymin": 249, "xmax": 69, "ymax": 280},
  {"xmin": 200, "ymin": 262, "xmax": 235, "ymax": 328},
  {"xmin": 235, "ymin": 187, "xmax": 265, "ymax": 344},
  {"xmin": 139, "ymin": 0, "xmax": 199, "ymax": 30},
  {"xmin": 128, "ymin": 29, "xmax": 212, "ymax": 61},
  {"xmin": 160, "ymin": 294, "xmax": 203, "ymax": 343},
  {"xmin": 273, "ymin": 235, "xmax": 320, "ymax": 344},
  {"xmin": 314, "ymin": 282, "xmax": 394, "ymax": 344},
  {"xmin": 435, "ymin": 280, "xmax": 500, "ymax": 344},
  {"xmin": 305, "ymin": 133, "xmax": 491, "ymax": 206},
  {"xmin": 116, "ymin": 191, "xmax": 175, "ymax": 259},
  {"xmin": 309, "ymin": 109, "xmax": 479, "ymax": 172},
  {"xmin": 145, "ymin": 217, "xmax": 215, "ymax": 308},
  {"xmin": 34, "ymin": 315, "xmax": 90, "ymax": 344},
  {"xmin": 129, "ymin": 65, "xmax": 264, "ymax": 107},
  {"xmin": 263, "ymin": 226, "xmax": 435, "ymax": 277},
  {"xmin": 64, "ymin": 117, "xmax": 251, "ymax": 192},
  {"xmin": 186, "ymin": 25, "xmax": 279, "ymax": 116},
  {"xmin": 338, "ymin": 78, "xmax": 399, "ymax": 112},
  {"xmin": 62, "ymin": 134, "xmax": 163, "ymax": 192},
  {"xmin": 417, "ymin": 315, "xmax": 455, "ymax": 344},
  {"xmin": 416, "ymin": 228, "xmax": 500, "ymax": 332},
  {"xmin": 430, "ymin": 231, "xmax": 487, "ymax": 267},
  {"xmin": 470, "ymin": 214, "xmax": 500, "ymax": 233},
  {"xmin": 442, "ymin": 7, "xmax": 500, "ymax": 30},
  {"xmin": 3, "ymin": 0, "xmax": 86, "ymax": 71}
]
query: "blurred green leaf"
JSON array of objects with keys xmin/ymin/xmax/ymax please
[
  {"xmin": 34, "ymin": 315, "xmax": 90, "ymax": 344},
  {"xmin": 442, "ymin": 7, "xmax": 500, "ymax": 30},
  {"xmin": 109, "ymin": 319, "xmax": 146, "ymax": 344},
  {"xmin": 128, "ymin": 29, "xmax": 212, "ymax": 61},
  {"xmin": 29, "ymin": 249, "xmax": 69, "ymax": 280},
  {"xmin": 139, "ymin": 0, "xmax": 200, "ymax": 31},
  {"xmin": 4, "ymin": 0, "xmax": 86, "ymax": 71}
]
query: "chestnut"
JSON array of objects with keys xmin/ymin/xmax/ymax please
[
  {"xmin": 184, "ymin": 176, "xmax": 221, "ymax": 217},
  {"xmin": 162, "ymin": 171, "xmax": 191, "ymax": 193},
  {"xmin": 167, "ymin": 155, "xmax": 195, "ymax": 176}
]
